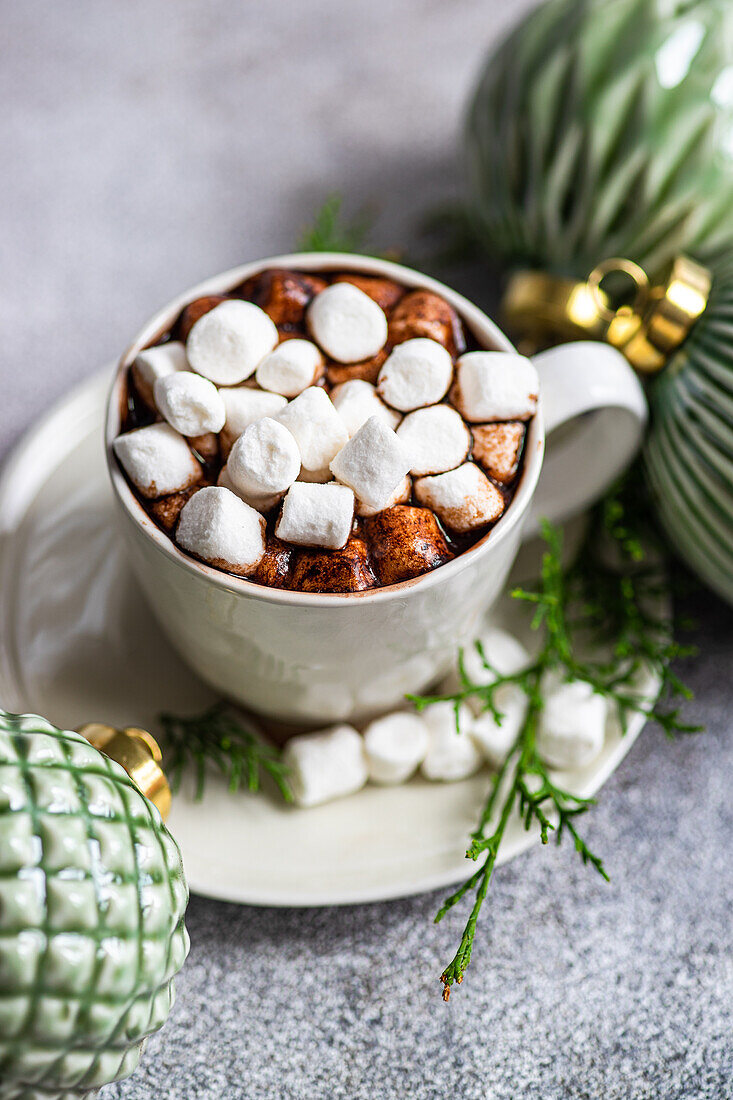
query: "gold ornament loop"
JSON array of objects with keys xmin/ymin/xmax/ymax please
[
  {"xmin": 586, "ymin": 257, "xmax": 650, "ymax": 324},
  {"xmin": 501, "ymin": 254, "xmax": 711, "ymax": 374},
  {"xmin": 77, "ymin": 723, "xmax": 171, "ymax": 821}
]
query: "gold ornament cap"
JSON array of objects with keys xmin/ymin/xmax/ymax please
[
  {"xmin": 77, "ymin": 723, "xmax": 171, "ymax": 821},
  {"xmin": 502, "ymin": 254, "xmax": 711, "ymax": 373}
]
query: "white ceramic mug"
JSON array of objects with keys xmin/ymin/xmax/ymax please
[{"xmin": 105, "ymin": 253, "xmax": 647, "ymax": 726}]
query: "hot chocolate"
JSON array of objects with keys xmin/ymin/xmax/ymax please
[{"xmin": 114, "ymin": 267, "xmax": 538, "ymax": 593}]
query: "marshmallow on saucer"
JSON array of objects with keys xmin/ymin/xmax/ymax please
[
  {"xmin": 275, "ymin": 387, "xmax": 349, "ymax": 473},
  {"xmin": 464, "ymin": 627, "xmax": 531, "ymax": 687},
  {"xmin": 227, "ymin": 417, "xmax": 301, "ymax": 498},
  {"xmin": 132, "ymin": 341, "xmax": 188, "ymax": 409},
  {"xmin": 470, "ymin": 685, "xmax": 527, "ymax": 768},
  {"xmin": 307, "ymin": 283, "xmax": 388, "ymax": 363},
  {"xmin": 330, "ymin": 379, "xmax": 401, "ymax": 437},
  {"xmin": 330, "ymin": 415, "xmax": 411, "ymax": 512},
  {"xmin": 355, "ymin": 475, "xmax": 411, "ymax": 517},
  {"xmin": 536, "ymin": 671, "xmax": 607, "ymax": 770},
  {"xmin": 219, "ymin": 387, "xmax": 288, "ymax": 455},
  {"xmin": 396, "ymin": 404, "xmax": 471, "ymax": 476},
  {"xmin": 420, "ymin": 702, "xmax": 483, "ymax": 781},
  {"xmin": 186, "ymin": 300, "xmax": 278, "ymax": 384},
  {"xmin": 217, "ymin": 464, "xmax": 283, "ymax": 514},
  {"xmin": 276, "ymin": 481, "xmax": 355, "ymax": 549},
  {"xmin": 154, "ymin": 371, "xmax": 226, "ymax": 437},
  {"xmin": 440, "ymin": 627, "xmax": 531, "ymax": 708},
  {"xmin": 414, "ymin": 463, "xmax": 504, "ymax": 533},
  {"xmin": 176, "ymin": 485, "xmax": 266, "ymax": 574},
  {"xmin": 283, "ymin": 724, "xmax": 367, "ymax": 807},
  {"xmin": 363, "ymin": 712, "xmax": 429, "ymax": 785},
  {"xmin": 377, "ymin": 338, "xmax": 453, "ymax": 412},
  {"xmin": 113, "ymin": 422, "xmax": 202, "ymax": 499},
  {"xmin": 255, "ymin": 339, "xmax": 323, "ymax": 397},
  {"xmin": 452, "ymin": 352, "xmax": 539, "ymax": 422}
]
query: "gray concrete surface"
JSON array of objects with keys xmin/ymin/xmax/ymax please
[{"xmin": 3, "ymin": 2, "xmax": 732, "ymax": 1097}]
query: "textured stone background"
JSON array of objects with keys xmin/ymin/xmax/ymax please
[{"xmin": 3, "ymin": 2, "xmax": 732, "ymax": 1097}]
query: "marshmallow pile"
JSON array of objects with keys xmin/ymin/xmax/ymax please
[
  {"xmin": 281, "ymin": 627, "xmax": 610, "ymax": 807},
  {"xmin": 115, "ymin": 268, "xmax": 539, "ymax": 587}
]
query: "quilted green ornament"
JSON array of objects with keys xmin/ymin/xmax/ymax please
[
  {"xmin": 0, "ymin": 712, "xmax": 189, "ymax": 1100},
  {"xmin": 465, "ymin": 0, "xmax": 733, "ymax": 603}
]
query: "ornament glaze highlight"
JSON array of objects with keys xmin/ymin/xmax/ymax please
[{"xmin": 0, "ymin": 711, "xmax": 189, "ymax": 1100}]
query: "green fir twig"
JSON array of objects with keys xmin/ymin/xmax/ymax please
[
  {"xmin": 297, "ymin": 194, "xmax": 374, "ymax": 254},
  {"xmin": 159, "ymin": 703, "xmax": 293, "ymax": 803},
  {"xmin": 409, "ymin": 472, "xmax": 701, "ymax": 999}
]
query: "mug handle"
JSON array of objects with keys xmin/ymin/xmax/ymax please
[{"xmin": 524, "ymin": 341, "xmax": 648, "ymax": 537}]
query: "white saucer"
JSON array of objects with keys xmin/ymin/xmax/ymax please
[{"xmin": 0, "ymin": 370, "xmax": 657, "ymax": 906}]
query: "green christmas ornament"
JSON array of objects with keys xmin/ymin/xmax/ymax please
[
  {"xmin": 466, "ymin": 0, "xmax": 733, "ymax": 275},
  {"xmin": 465, "ymin": 0, "xmax": 733, "ymax": 603},
  {"xmin": 0, "ymin": 712, "xmax": 189, "ymax": 1100}
]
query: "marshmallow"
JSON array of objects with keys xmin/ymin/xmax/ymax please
[
  {"xmin": 363, "ymin": 504, "xmax": 453, "ymax": 585},
  {"xmin": 276, "ymin": 481, "xmax": 355, "ymax": 549},
  {"xmin": 396, "ymin": 404, "xmax": 471, "ymax": 476},
  {"xmin": 414, "ymin": 462, "xmax": 504, "ymax": 533},
  {"xmin": 219, "ymin": 387, "xmax": 288, "ymax": 454},
  {"xmin": 176, "ymin": 486, "xmax": 266, "ymax": 574},
  {"xmin": 388, "ymin": 290, "xmax": 464, "ymax": 353},
  {"xmin": 153, "ymin": 371, "xmax": 226, "ymax": 437},
  {"xmin": 282, "ymin": 724, "xmax": 367, "ymax": 807},
  {"xmin": 113, "ymin": 423, "xmax": 202, "ymax": 499},
  {"xmin": 217, "ymin": 464, "xmax": 282, "ymax": 514},
  {"xmin": 452, "ymin": 352, "xmax": 539, "ymax": 422},
  {"xmin": 461, "ymin": 627, "xmax": 531, "ymax": 690},
  {"xmin": 275, "ymin": 387, "xmax": 349, "ymax": 472},
  {"xmin": 355, "ymin": 475, "xmax": 411, "ymax": 517},
  {"xmin": 536, "ymin": 671, "xmax": 607, "ymax": 770},
  {"xmin": 420, "ymin": 702, "xmax": 483, "ymax": 781},
  {"xmin": 439, "ymin": 628, "xmax": 530, "ymax": 713},
  {"xmin": 329, "ymin": 416, "xmax": 411, "ymax": 512},
  {"xmin": 470, "ymin": 685, "xmax": 527, "ymax": 767},
  {"xmin": 290, "ymin": 536, "xmax": 376, "ymax": 593},
  {"xmin": 471, "ymin": 422, "xmax": 526, "ymax": 484},
  {"xmin": 132, "ymin": 342, "xmax": 188, "ymax": 408},
  {"xmin": 307, "ymin": 282, "xmax": 388, "ymax": 363},
  {"xmin": 363, "ymin": 712, "xmax": 429, "ymax": 785},
  {"xmin": 248, "ymin": 268, "xmax": 327, "ymax": 325},
  {"xmin": 330, "ymin": 379, "xmax": 401, "ymax": 437},
  {"xmin": 332, "ymin": 273, "xmax": 404, "ymax": 311},
  {"xmin": 377, "ymin": 338, "xmax": 453, "ymax": 412},
  {"xmin": 255, "ymin": 339, "xmax": 323, "ymax": 397},
  {"xmin": 227, "ymin": 417, "xmax": 300, "ymax": 497},
  {"xmin": 186, "ymin": 300, "xmax": 278, "ymax": 384}
]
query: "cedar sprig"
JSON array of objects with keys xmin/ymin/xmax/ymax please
[
  {"xmin": 159, "ymin": 702, "xmax": 293, "ymax": 803},
  {"xmin": 410, "ymin": 472, "xmax": 701, "ymax": 999},
  {"xmin": 297, "ymin": 194, "xmax": 374, "ymax": 254}
]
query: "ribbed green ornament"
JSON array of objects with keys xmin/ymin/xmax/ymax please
[
  {"xmin": 467, "ymin": 0, "xmax": 733, "ymax": 276},
  {"xmin": 644, "ymin": 254, "xmax": 733, "ymax": 602},
  {"xmin": 0, "ymin": 712, "xmax": 189, "ymax": 1100},
  {"xmin": 466, "ymin": 0, "xmax": 733, "ymax": 602}
]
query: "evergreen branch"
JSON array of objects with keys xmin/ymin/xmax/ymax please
[
  {"xmin": 159, "ymin": 703, "xmax": 293, "ymax": 803},
  {"xmin": 412, "ymin": 469, "xmax": 701, "ymax": 999},
  {"xmin": 297, "ymin": 194, "xmax": 374, "ymax": 254}
]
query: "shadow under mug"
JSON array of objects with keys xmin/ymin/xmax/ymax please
[{"xmin": 105, "ymin": 253, "xmax": 647, "ymax": 727}]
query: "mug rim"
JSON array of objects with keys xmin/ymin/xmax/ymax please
[{"xmin": 105, "ymin": 251, "xmax": 546, "ymax": 607}]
